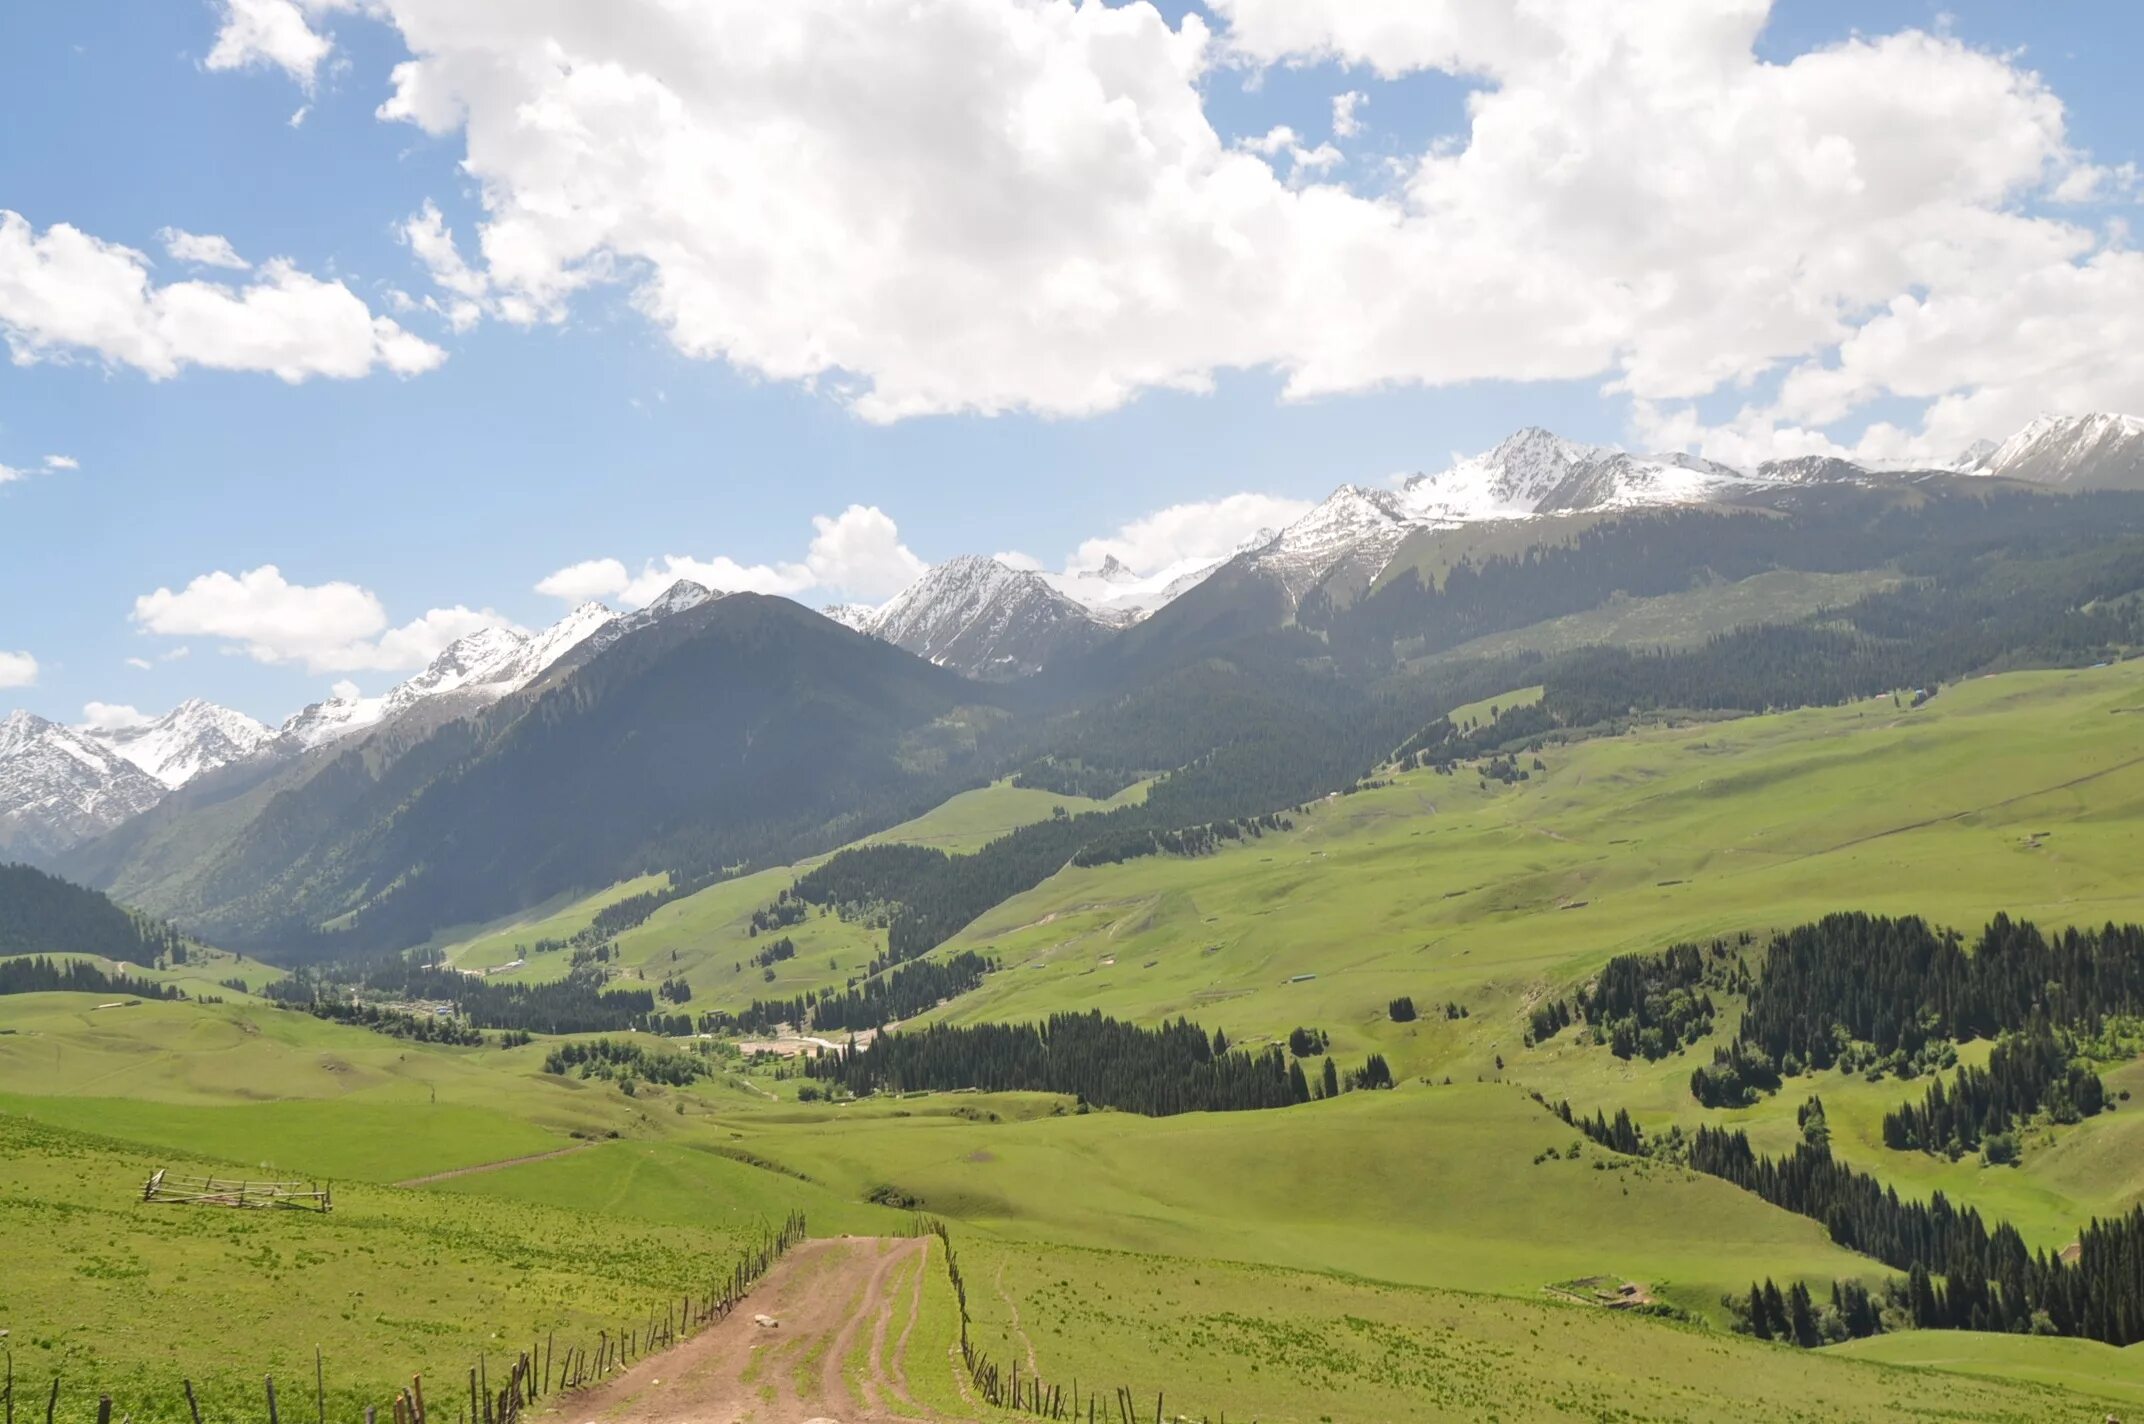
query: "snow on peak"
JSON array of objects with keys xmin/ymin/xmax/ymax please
[
  {"xmin": 820, "ymin": 602, "xmax": 880, "ymax": 632},
  {"xmin": 83, "ymin": 698, "xmax": 273, "ymax": 788},
  {"xmin": 1, "ymin": 709, "xmax": 168, "ymax": 856},
  {"xmin": 870, "ymin": 555, "xmax": 1109, "ymax": 677},
  {"xmin": 645, "ymin": 579, "xmax": 716, "ymax": 618},
  {"xmin": 1972, "ymin": 412, "xmax": 2144, "ymax": 487}
]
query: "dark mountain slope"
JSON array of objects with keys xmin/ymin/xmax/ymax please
[
  {"xmin": 113, "ymin": 597, "xmax": 1014, "ymax": 956},
  {"xmin": 0, "ymin": 861, "xmax": 182, "ymax": 963}
]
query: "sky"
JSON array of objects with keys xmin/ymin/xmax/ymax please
[{"xmin": 1, "ymin": 0, "xmax": 2140, "ymax": 728}]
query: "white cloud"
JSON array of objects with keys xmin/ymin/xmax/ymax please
[
  {"xmin": 0, "ymin": 463, "xmax": 25, "ymax": 485},
  {"xmin": 159, "ymin": 228, "xmax": 250, "ymax": 271},
  {"xmin": 342, "ymin": 0, "xmax": 2137, "ymax": 451},
  {"xmin": 534, "ymin": 557, "xmax": 629, "ymax": 603},
  {"xmin": 993, "ymin": 550, "xmax": 1043, "ymax": 572},
  {"xmin": 289, "ymin": 105, "xmax": 311, "ymax": 128},
  {"xmin": 125, "ymin": 657, "xmax": 154, "ymax": 671},
  {"xmin": 206, "ymin": 0, "xmax": 333, "ymax": 88},
  {"xmin": 330, "ymin": 679, "xmax": 361, "ymax": 701},
  {"xmin": 43, "ymin": 454, "xmax": 78, "ymax": 470},
  {"xmin": 0, "ymin": 651, "xmax": 36, "ymax": 688},
  {"xmin": 80, "ymin": 701, "xmax": 151, "ymax": 731},
  {"xmin": 397, "ymin": 201, "xmax": 488, "ymax": 331},
  {"xmin": 0, "ymin": 210, "xmax": 446, "ymax": 382},
  {"xmin": 131, "ymin": 565, "xmax": 510, "ymax": 674},
  {"xmin": 539, "ymin": 503, "xmax": 928, "ymax": 609},
  {"xmin": 802, "ymin": 505, "xmax": 927, "ymax": 600},
  {"xmin": 1069, "ymin": 491, "xmax": 1310, "ymax": 575},
  {"xmin": 1331, "ymin": 90, "xmax": 1367, "ymax": 139}
]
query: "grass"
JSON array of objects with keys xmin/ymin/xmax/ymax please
[
  {"xmin": 0, "ymin": 1111, "xmax": 759, "ymax": 1424},
  {"xmin": 11, "ymin": 661, "xmax": 2144, "ymax": 1416},
  {"xmin": 950, "ymin": 1233, "xmax": 2126, "ymax": 1423},
  {"xmin": 1832, "ymin": 1331, "xmax": 2144, "ymax": 1410},
  {"xmin": 721, "ymin": 1084, "xmax": 1885, "ymax": 1323},
  {"xmin": 927, "ymin": 663, "xmax": 2144, "ymax": 1084},
  {"xmin": 1419, "ymin": 567, "xmax": 1900, "ymax": 665}
]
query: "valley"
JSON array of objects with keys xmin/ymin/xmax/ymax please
[{"xmin": 10, "ymin": 418, "xmax": 2144, "ymax": 1422}]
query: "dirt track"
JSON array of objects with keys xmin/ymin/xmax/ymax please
[{"xmin": 552, "ymin": 1236, "xmax": 945, "ymax": 1424}]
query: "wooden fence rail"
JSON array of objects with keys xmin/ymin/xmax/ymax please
[
  {"xmin": 1, "ymin": 1212, "xmax": 805, "ymax": 1424},
  {"xmin": 921, "ymin": 1217, "xmax": 1218, "ymax": 1424}
]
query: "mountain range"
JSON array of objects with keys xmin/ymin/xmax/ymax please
[{"xmin": 5, "ymin": 410, "xmax": 2141, "ymax": 894}]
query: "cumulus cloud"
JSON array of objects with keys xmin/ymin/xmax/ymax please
[
  {"xmin": 325, "ymin": 0, "xmax": 2138, "ymax": 453},
  {"xmin": 80, "ymin": 702, "xmax": 152, "ymax": 731},
  {"xmin": 131, "ymin": 565, "xmax": 512, "ymax": 674},
  {"xmin": 1068, "ymin": 492, "xmax": 1309, "ymax": 575},
  {"xmin": 159, "ymin": 228, "xmax": 250, "ymax": 271},
  {"xmin": 533, "ymin": 557, "xmax": 630, "ymax": 603},
  {"xmin": 539, "ymin": 504, "xmax": 928, "ymax": 609},
  {"xmin": 0, "ymin": 651, "xmax": 36, "ymax": 689},
  {"xmin": 0, "ymin": 210, "xmax": 445, "ymax": 381},
  {"xmin": 205, "ymin": 0, "xmax": 334, "ymax": 88},
  {"xmin": 43, "ymin": 454, "xmax": 78, "ymax": 471},
  {"xmin": 1331, "ymin": 90, "xmax": 1367, "ymax": 139},
  {"xmin": 124, "ymin": 657, "xmax": 154, "ymax": 671}
]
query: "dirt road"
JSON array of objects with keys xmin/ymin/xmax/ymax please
[{"xmin": 552, "ymin": 1236, "xmax": 948, "ymax": 1424}]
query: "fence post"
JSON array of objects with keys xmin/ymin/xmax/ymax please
[
  {"xmin": 96, "ymin": 1397, "xmax": 111, "ymax": 1424},
  {"xmin": 264, "ymin": 1377, "xmax": 278, "ymax": 1424},
  {"xmin": 182, "ymin": 1381, "xmax": 202, "ymax": 1424},
  {"xmin": 315, "ymin": 1348, "xmax": 325, "ymax": 1424}
]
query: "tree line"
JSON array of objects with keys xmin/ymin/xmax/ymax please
[
  {"xmin": 1880, "ymin": 1021, "xmax": 2108, "ymax": 1161},
  {"xmin": 1690, "ymin": 1124, "xmax": 2144, "ymax": 1344},
  {"xmin": 805, "ymin": 1010, "xmax": 1386, "ymax": 1116},
  {"xmin": 0, "ymin": 862, "xmax": 188, "ymax": 966},
  {"xmin": 807, "ymin": 951, "xmax": 994, "ymax": 1033},
  {"xmin": 0, "ymin": 953, "xmax": 177, "ymax": 1000}
]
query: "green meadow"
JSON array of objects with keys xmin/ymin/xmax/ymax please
[{"xmin": 9, "ymin": 662, "xmax": 2144, "ymax": 1416}]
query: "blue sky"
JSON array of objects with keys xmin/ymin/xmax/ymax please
[{"xmin": 2, "ymin": 0, "xmax": 2139, "ymax": 727}]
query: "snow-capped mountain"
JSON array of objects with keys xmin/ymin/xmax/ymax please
[
  {"xmin": 820, "ymin": 602, "xmax": 880, "ymax": 632},
  {"xmin": 279, "ymin": 600, "xmax": 625, "ymax": 752},
  {"xmin": 1968, "ymin": 413, "xmax": 2144, "ymax": 489},
  {"xmin": 1040, "ymin": 553, "xmax": 1237, "ymax": 623},
  {"xmin": 1396, "ymin": 427, "xmax": 1760, "ymax": 524},
  {"xmin": 83, "ymin": 699, "xmax": 272, "ymax": 789},
  {"xmin": 867, "ymin": 555, "xmax": 1113, "ymax": 678},
  {"xmin": 1239, "ymin": 486, "xmax": 1421, "ymax": 599},
  {"xmin": 0, "ymin": 711, "xmax": 169, "ymax": 861}
]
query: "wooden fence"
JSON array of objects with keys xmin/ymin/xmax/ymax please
[
  {"xmin": 1, "ymin": 1211, "xmax": 806, "ymax": 1424},
  {"xmin": 142, "ymin": 1169, "xmax": 332, "ymax": 1213},
  {"xmin": 923, "ymin": 1218, "xmax": 1206, "ymax": 1424}
]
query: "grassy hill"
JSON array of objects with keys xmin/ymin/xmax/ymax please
[{"xmin": 10, "ymin": 662, "xmax": 2144, "ymax": 1416}]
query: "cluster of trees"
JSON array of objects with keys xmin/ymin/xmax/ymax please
[
  {"xmin": 1553, "ymin": 1100, "xmax": 1649, "ymax": 1156},
  {"xmin": 1736, "ymin": 913, "xmax": 2144, "ymax": 1076},
  {"xmin": 806, "ymin": 1011, "xmax": 1314, "ymax": 1116},
  {"xmin": 807, "ymin": 952, "xmax": 993, "ymax": 1034},
  {"xmin": 0, "ymin": 953, "xmax": 176, "ymax": 1000},
  {"xmin": 749, "ymin": 899, "xmax": 808, "ymax": 935},
  {"xmin": 657, "ymin": 975, "xmax": 694, "ymax": 1003},
  {"xmin": 1880, "ymin": 1022, "xmax": 2107, "ymax": 1159},
  {"xmin": 297, "ymin": 997, "xmax": 483, "ymax": 1045},
  {"xmin": 340, "ymin": 962, "xmax": 658, "ymax": 1035},
  {"xmin": 1690, "ymin": 1125, "xmax": 2144, "ymax": 1343},
  {"xmin": 1287, "ymin": 1026, "xmax": 1329, "ymax": 1056},
  {"xmin": 1529, "ymin": 938, "xmax": 1745, "ymax": 1058},
  {"xmin": 1387, "ymin": 996, "xmax": 1417, "ymax": 1023},
  {"xmin": 0, "ymin": 863, "xmax": 188, "ymax": 965},
  {"xmin": 750, "ymin": 936, "xmax": 797, "ymax": 969},
  {"xmin": 1735, "ymin": 1278, "xmax": 1884, "ymax": 1345},
  {"xmin": 542, "ymin": 1037, "xmax": 710, "ymax": 1087},
  {"xmin": 1010, "ymin": 758, "xmax": 1129, "ymax": 800},
  {"xmin": 1585, "ymin": 941, "xmax": 1742, "ymax": 1060},
  {"xmin": 1070, "ymin": 812, "xmax": 1293, "ymax": 870}
]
